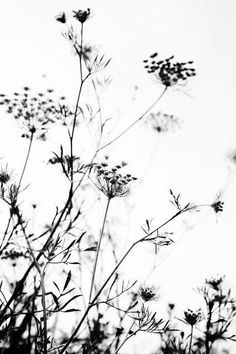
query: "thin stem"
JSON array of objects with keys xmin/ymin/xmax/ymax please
[
  {"xmin": 114, "ymin": 320, "xmax": 137, "ymax": 354},
  {"xmin": 16, "ymin": 209, "xmax": 47, "ymax": 354},
  {"xmin": 59, "ymin": 207, "xmax": 189, "ymax": 353},
  {"xmin": 188, "ymin": 325, "xmax": 194, "ymax": 354},
  {"xmin": 0, "ymin": 133, "xmax": 34, "ymax": 255},
  {"xmin": 98, "ymin": 87, "xmax": 167, "ymax": 151},
  {"xmin": 17, "ymin": 131, "xmax": 34, "ymax": 194},
  {"xmin": 69, "ymin": 23, "xmax": 84, "ymax": 191},
  {"xmin": 41, "ymin": 271, "xmax": 48, "ymax": 354},
  {"xmin": 0, "ymin": 150, "xmax": 98, "ymax": 326},
  {"xmin": 0, "ymin": 214, "xmax": 12, "ymax": 251},
  {"xmin": 59, "ymin": 304, "xmax": 93, "ymax": 354},
  {"xmin": 88, "ymin": 197, "xmax": 111, "ymax": 303}
]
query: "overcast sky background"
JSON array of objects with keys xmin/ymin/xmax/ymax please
[{"xmin": 0, "ymin": 1, "xmax": 236, "ymax": 352}]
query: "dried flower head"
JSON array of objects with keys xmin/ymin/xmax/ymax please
[
  {"xmin": 139, "ymin": 285, "xmax": 159, "ymax": 302},
  {"xmin": 228, "ymin": 150, "xmax": 236, "ymax": 165},
  {"xmin": 145, "ymin": 111, "xmax": 180, "ymax": 133},
  {"xmin": 73, "ymin": 8, "xmax": 90, "ymax": 23},
  {"xmin": 0, "ymin": 166, "xmax": 12, "ymax": 184},
  {"xmin": 95, "ymin": 161, "xmax": 137, "ymax": 199},
  {"xmin": 206, "ymin": 275, "xmax": 225, "ymax": 291},
  {"xmin": 0, "ymin": 88, "xmax": 72, "ymax": 139},
  {"xmin": 184, "ymin": 308, "xmax": 203, "ymax": 326},
  {"xmin": 55, "ymin": 12, "xmax": 66, "ymax": 24},
  {"xmin": 211, "ymin": 200, "xmax": 224, "ymax": 213},
  {"xmin": 143, "ymin": 53, "xmax": 196, "ymax": 87}
]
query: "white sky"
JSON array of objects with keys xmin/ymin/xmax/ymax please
[{"xmin": 0, "ymin": 0, "xmax": 236, "ymax": 352}]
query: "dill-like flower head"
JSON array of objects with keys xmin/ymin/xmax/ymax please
[
  {"xmin": 0, "ymin": 88, "xmax": 72, "ymax": 140},
  {"xmin": 184, "ymin": 308, "xmax": 203, "ymax": 326},
  {"xmin": 95, "ymin": 161, "xmax": 137, "ymax": 199},
  {"xmin": 206, "ymin": 275, "xmax": 225, "ymax": 291},
  {"xmin": 139, "ymin": 285, "xmax": 159, "ymax": 302},
  {"xmin": 73, "ymin": 9, "xmax": 91, "ymax": 23},
  {"xmin": 211, "ymin": 200, "xmax": 224, "ymax": 213},
  {"xmin": 143, "ymin": 53, "xmax": 196, "ymax": 88},
  {"xmin": 145, "ymin": 111, "xmax": 180, "ymax": 133}
]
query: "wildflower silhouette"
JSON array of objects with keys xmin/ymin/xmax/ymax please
[
  {"xmin": 139, "ymin": 285, "xmax": 159, "ymax": 302},
  {"xmin": 95, "ymin": 161, "xmax": 137, "ymax": 199},
  {"xmin": 143, "ymin": 53, "xmax": 196, "ymax": 87},
  {"xmin": 73, "ymin": 8, "xmax": 91, "ymax": 23},
  {"xmin": 56, "ymin": 12, "xmax": 66, "ymax": 23},
  {"xmin": 0, "ymin": 88, "xmax": 70, "ymax": 140},
  {"xmin": 0, "ymin": 7, "xmax": 232, "ymax": 354}
]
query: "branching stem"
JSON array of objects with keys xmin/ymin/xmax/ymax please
[{"xmin": 59, "ymin": 206, "xmax": 188, "ymax": 353}]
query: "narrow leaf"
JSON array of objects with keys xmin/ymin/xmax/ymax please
[{"xmin": 63, "ymin": 270, "xmax": 72, "ymax": 291}]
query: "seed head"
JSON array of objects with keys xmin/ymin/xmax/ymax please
[
  {"xmin": 95, "ymin": 162, "xmax": 137, "ymax": 199},
  {"xmin": 0, "ymin": 167, "xmax": 11, "ymax": 184},
  {"xmin": 55, "ymin": 12, "xmax": 66, "ymax": 24},
  {"xmin": 211, "ymin": 200, "xmax": 224, "ymax": 213},
  {"xmin": 139, "ymin": 285, "xmax": 159, "ymax": 302},
  {"xmin": 0, "ymin": 89, "xmax": 72, "ymax": 140},
  {"xmin": 73, "ymin": 8, "xmax": 90, "ymax": 23},
  {"xmin": 143, "ymin": 53, "xmax": 196, "ymax": 88},
  {"xmin": 206, "ymin": 275, "xmax": 225, "ymax": 291},
  {"xmin": 184, "ymin": 308, "xmax": 203, "ymax": 326}
]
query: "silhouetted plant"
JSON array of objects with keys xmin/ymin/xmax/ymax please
[
  {"xmin": 0, "ymin": 7, "xmax": 233, "ymax": 354},
  {"xmin": 155, "ymin": 277, "xmax": 236, "ymax": 354}
]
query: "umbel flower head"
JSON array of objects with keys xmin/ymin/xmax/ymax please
[
  {"xmin": 95, "ymin": 161, "xmax": 137, "ymax": 199},
  {"xmin": 184, "ymin": 308, "xmax": 203, "ymax": 326},
  {"xmin": 143, "ymin": 52, "xmax": 196, "ymax": 87},
  {"xmin": 211, "ymin": 200, "xmax": 224, "ymax": 213},
  {"xmin": 205, "ymin": 275, "xmax": 225, "ymax": 291},
  {"xmin": 139, "ymin": 285, "xmax": 159, "ymax": 302},
  {"xmin": 145, "ymin": 111, "xmax": 180, "ymax": 133},
  {"xmin": 73, "ymin": 8, "xmax": 90, "ymax": 23},
  {"xmin": 0, "ymin": 88, "xmax": 72, "ymax": 140}
]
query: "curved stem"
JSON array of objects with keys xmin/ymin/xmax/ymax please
[
  {"xmin": 88, "ymin": 197, "xmax": 111, "ymax": 303},
  {"xmin": 98, "ymin": 87, "xmax": 167, "ymax": 151}
]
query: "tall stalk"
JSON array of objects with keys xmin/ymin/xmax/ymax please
[
  {"xmin": 17, "ymin": 131, "xmax": 34, "ymax": 194},
  {"xmin": 88, "ymin": 197, "xmax": 111, "ymax": 303},
  {"xmin": 188, "ymin": 325, "xmax": 194, "ymax": 354},
  {"xmin": 59, "ymin": 207, "xmax": 189, "ymax": 354}
]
